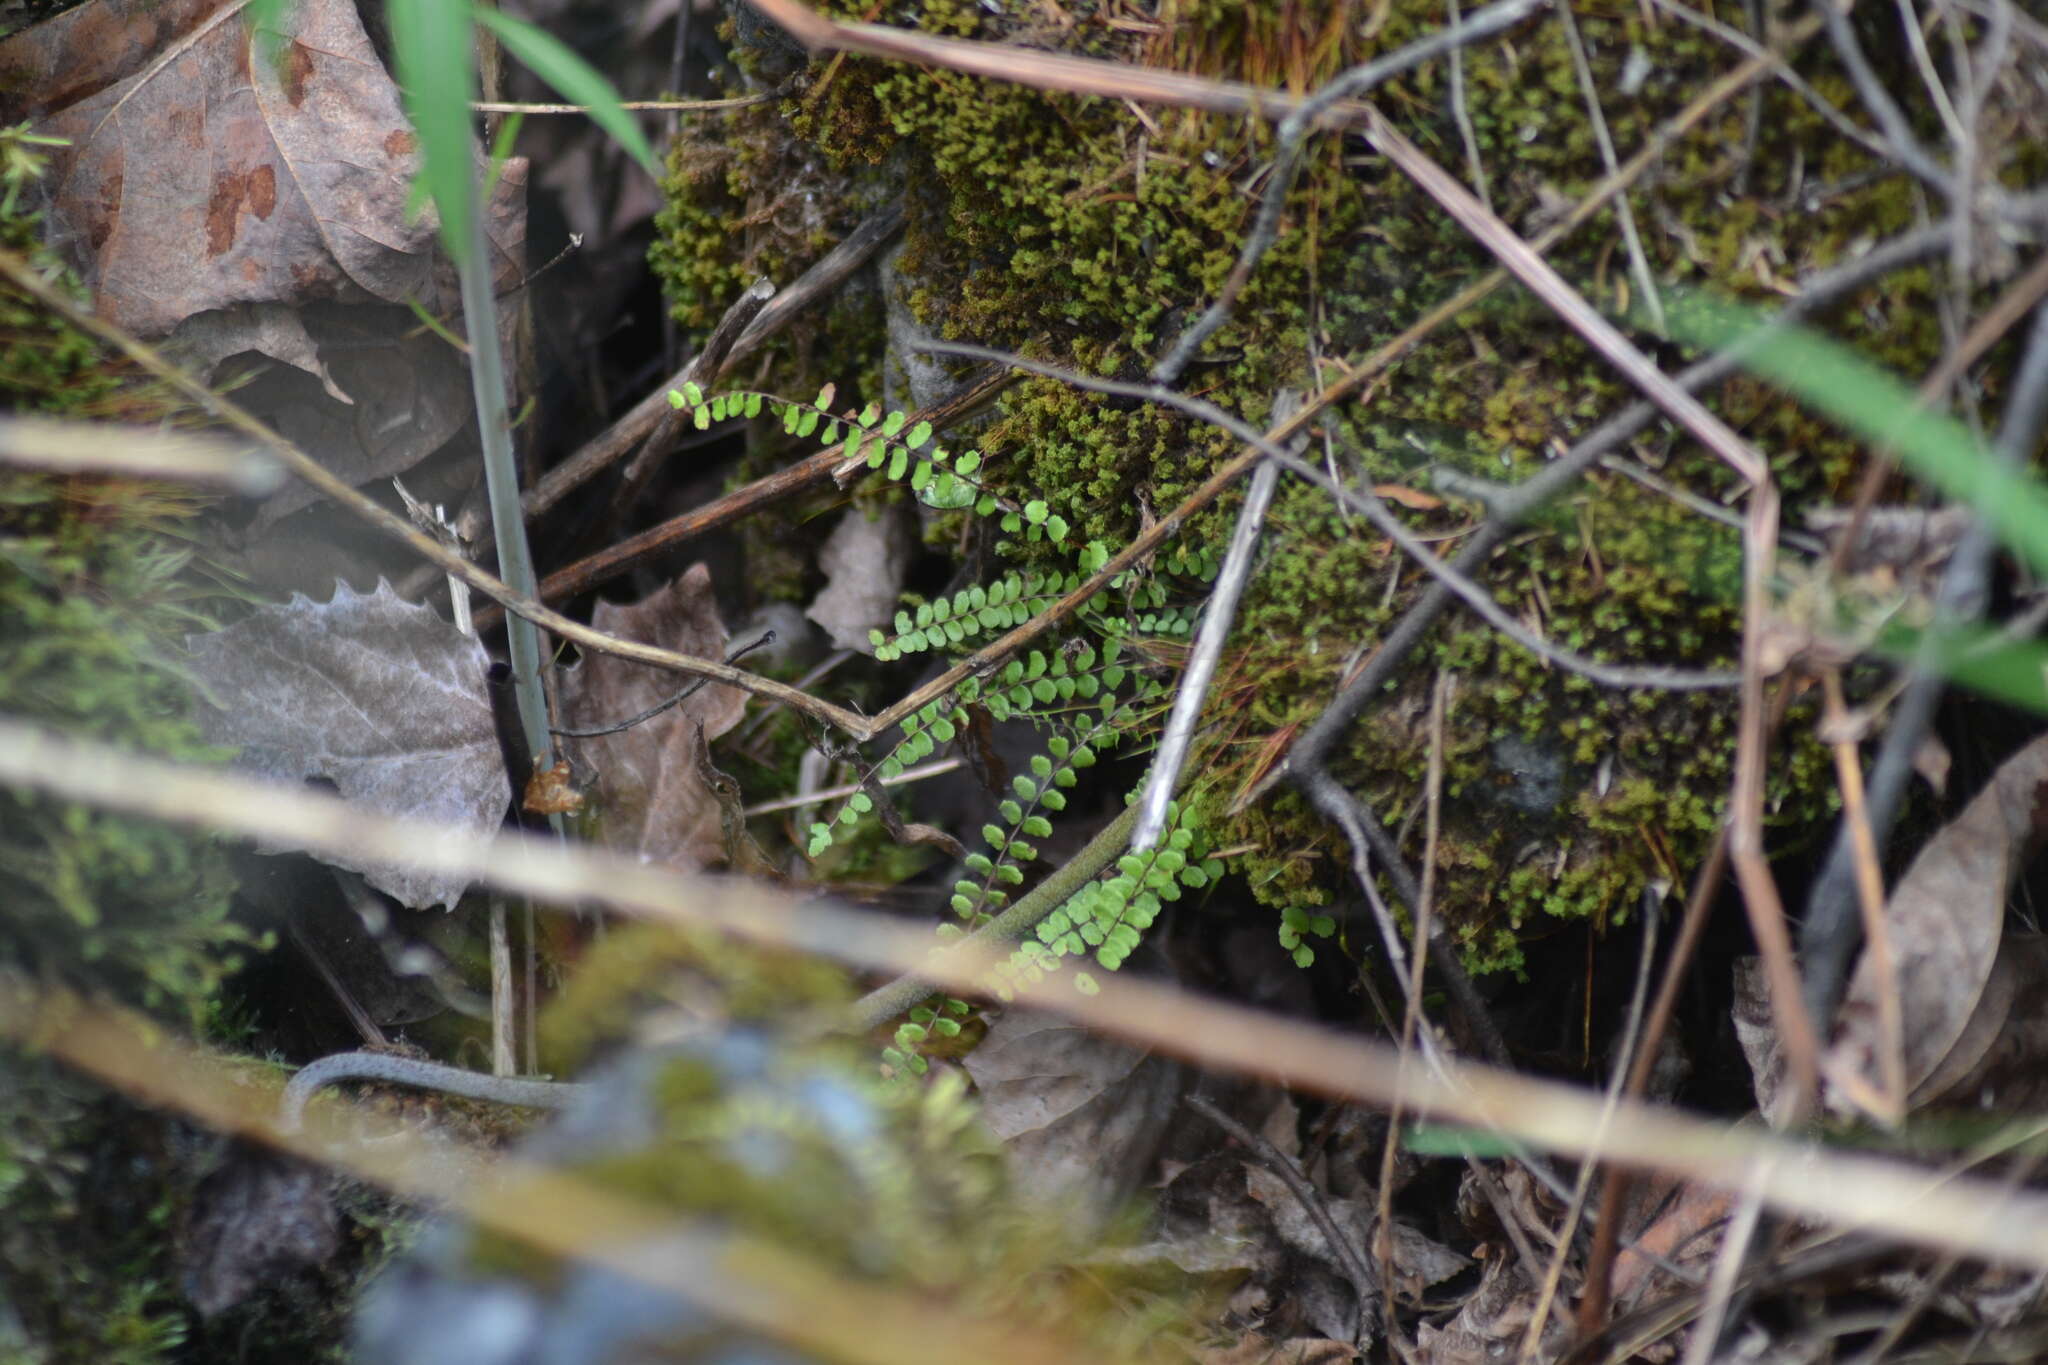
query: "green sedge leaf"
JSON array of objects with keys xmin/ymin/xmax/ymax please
[
  {"xmin": 473, "ymin": 8, "xmax": 656, "ymax": 174},
  {"xmin": 388, "ymin": 0, "xmax": 476, "ymax": 261}
]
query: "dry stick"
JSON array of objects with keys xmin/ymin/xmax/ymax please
[
  {"xmin": 1798, "ymin": 297, "xmax": 2048, "ymax": 1033},
  {"xmin": 1557, "ymin": 0, "xmax": 1662, "ymax": 334},
  {"xmin": 18, "ymin": 728, "xmax": 2048, "ymax": 1273},
  {"xmin": 1130, "ymin": 414, "xmax": 1285, "ymax": 853},
  {"xmin": 1819, "ymin": 669, "xmax": 1906, "ymax": 1122},
  {"xmin": 606, "ymin": 276, "xmax": 778, "ymax": 521},
  {"xmin": 481, "ymin": 363, "xmax": 1012, "ymax": 625},
  {"xmin": 520, "ymin": 199, "xmax": 905, "ymax": 525},
  {"xmin": 470, "ymin": 94, "xmax": 776, "ymax": 113},
  {"xmin": 744, "ymin": 0, "xmax": 1376, "ymax": 126},
  {"xmin": 1522, "ymin": 885, "xmax": 1665, "ymax": 1357},
  {"xmin": 497, "ymin": 271, "xmax": 779, "ymax": 544},
  {"xmin": 1819, "ymin": 0, "xmax": 1960, "ymax": 202},
  {"xmin": 0, "ymin": 247, "xmax": 873, "ymax": 739}
]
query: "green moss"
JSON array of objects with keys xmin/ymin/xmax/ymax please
[
  {"xmin": 0, "ymin": 130, "xmax": 274, "ymax": 1365},
  {"xmin": 650, "ymin": 0, "xmax": 2011, "ymax": 972}
]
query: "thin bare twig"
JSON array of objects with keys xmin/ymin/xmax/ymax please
[
  {"xmin": 1522, "ymin": 885, "xmax": 1664, "ymax": 1356},
  {"xmin": 488, "ymin": 362, "xmax": 1010, "ymax": 620},
  {"xmin": 1557, "ymin": 0, "xmax": 1663, "ymax": 333},
  {"xmin": 1131, "ymin": 407, "xmax": 1286, "ymax": 852},
  {"xmin": 1820, "ymin": 669, "xmax": 1905, "ymax": 1121},
  {"xmin": 1187, "ymin": 1093, "xmax": 1378, "ymax": 1348},
  {"xmin": 913, "ymin": 337, "xmax": 1744, "ymax": 693},
  {"xmin": 520, "ymin": 200, "xmax": 904, "ymax": 525},
  {"xmin": 470, "ymin": 94, "xmax": 777, "ymax": 114},
  {"xmin": 548, "ymin": 631, "xmax": 776, "ymax": 739}
]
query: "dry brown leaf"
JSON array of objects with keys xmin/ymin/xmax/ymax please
[
  {"xmin": 1371, "ymin": 483, "xmax": 1443, "ymax": 511},
  {"xmin": 961, "ymin": 1007, "xmax": 1181, "ymax": 1216},
  {"xmin": 0, "ymin": 0, "xmax": 526, "ymax": 525},
  {"xmin": 557, "ymin": 564, "xmax": 748, "ymax": 872},
  {"xmin": 4, "ymin": 0, "xmax": 439, "ymax": 339},
  {"xmin": 1825, "ymin": 732, "xmax": 2048, "ymax": 1115},
  {"xmin": 183, "ymin": 579, "xmax": 507, "ymax": 909}
]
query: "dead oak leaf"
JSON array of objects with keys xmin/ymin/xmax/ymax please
[
  {"xmin": 183, "ymin": 579, "xmax": 507, "ymax": 910},
  {"xmin": 0, "ymin": 0, "xmax": 527, "ymax": 529},
  {"xmin": 3, "ymin": 0, "xmax": 440, "ymax": 340},
  {"xmin": 557, "ymin": 564, "xmax": 748, "ymax": 872}
]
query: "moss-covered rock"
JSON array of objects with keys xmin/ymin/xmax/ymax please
[{"xmin": 650, "ymin": 1, "xmax": 2031, "ymax": 972}]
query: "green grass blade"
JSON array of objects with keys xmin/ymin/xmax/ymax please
[
  {"xmin": 1666, "ymin": 297, "xmax": 2048, "ymax": 579},
  {"xmin": 386, "ymin": 0, "xmax": 477, "ymax": 264},
  {"xmin": 472, "ymin": 8, "xmax": 658, "ymax": 176}
]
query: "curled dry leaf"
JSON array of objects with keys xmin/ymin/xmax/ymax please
[
  {"xmin": 183, "ymin": 580, "xmax": 507, "ymax": 910},
  {"xmin": 1825, "ymin": 731, "xmax": 2048, "ymax": 1116},
  {"xmin": 2, "ymin": 0, "xmax": 439, "ymax": 339},
  {"xmin": 557, "ymin": 564, "xmax": 748, "ymax": 872}
]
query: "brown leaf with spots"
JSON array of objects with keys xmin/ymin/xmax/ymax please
[
  {"xmin": 557, "ymin": 565, "xmax": 749, "ymax": 872},
  {"xmin": 2, "ymin": 0, "xmax": 440, "ymax": 340},
  {"xmin": 0, "ymin": 0, "xmax": 526, "ymax": 526}
]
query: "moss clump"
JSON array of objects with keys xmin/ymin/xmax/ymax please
[
  {"xmin": 650, "ymin": 1, "xmax": 2009, "ymax": 970},
  {"xmin": 0, "ymin": 130, "xmax": 273, "ymax": 1364},
  {"xmin": 0, "ymin": 186, "xmax": 252, "ymax": 1017}
]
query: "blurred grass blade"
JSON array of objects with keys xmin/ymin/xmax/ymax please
[
  {"xmin": 472, "ymin": 7, "xmax": 658, "ymax": 176},
  {"xmin": 1877, "ymin": 620, "xmax": 2048, "ymax": 713},
  {"xmin": 387, "ymin": 0, "xmax": 478, "ymax": 263},
  {"xmin": 1666, "ymin": 297, "xmax": 2048, "ymax": 579},
  {"xmin": 484, "ymin": 111, "xmax": 526, "ymax": 202},
  {"xmin": 243, "ymin": 0, "xmax": 295, "ymax": 68}
]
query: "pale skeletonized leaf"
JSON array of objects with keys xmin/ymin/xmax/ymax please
[
  {"xmin": 184, "ymin": 579, "xmax": 506, "ymax": 910},
  {"xmin": 557, "ymin": 564, "xmax": 747, "ymax": 871},
  {"xmin": 806, "ymin": 505, "xmax": 911, "ymax": 653}
]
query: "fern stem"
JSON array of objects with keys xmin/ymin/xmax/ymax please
[{"xmin": 847, "ymin": 802, "xmax": 1139, "ymax": 1032}]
